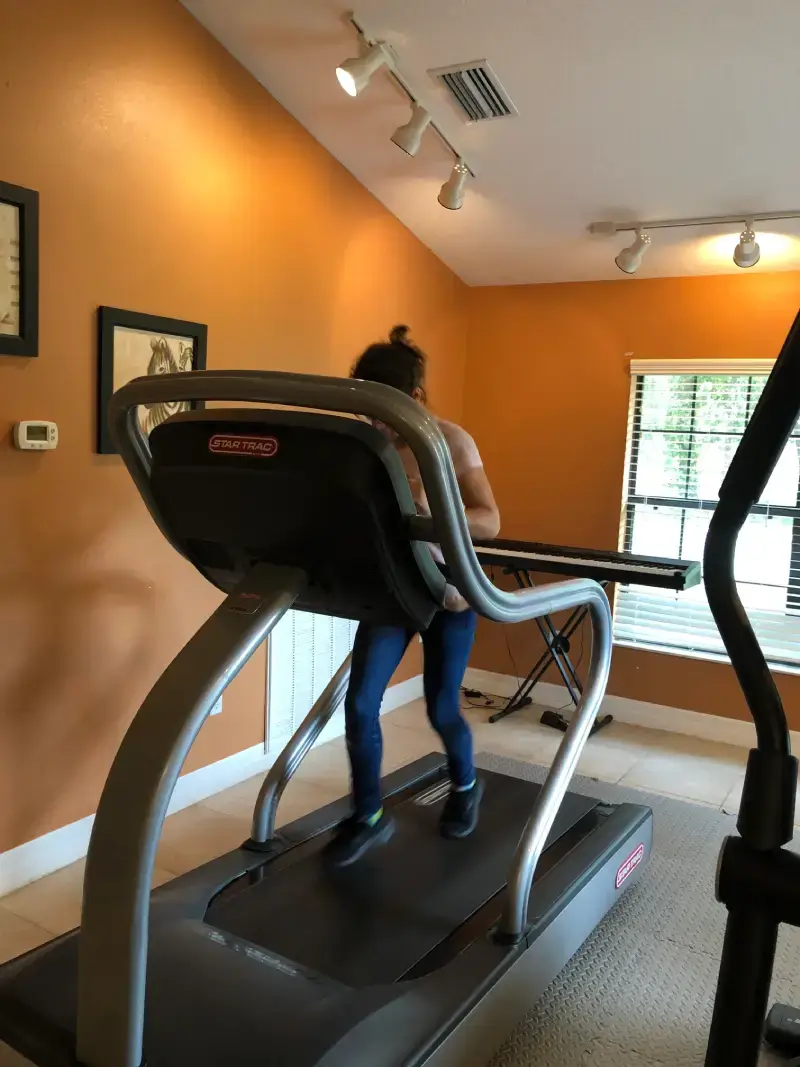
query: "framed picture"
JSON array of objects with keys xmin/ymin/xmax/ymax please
[
  {"xmin": 97, "ymin": 306, "xmax": 208, "ymax": 454},
  {"xmin": 0, "ymin": 180, "xmax": 39, "ymax": 357}
]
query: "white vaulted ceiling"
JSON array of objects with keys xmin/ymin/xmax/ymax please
[{"xmin": 181, "ymin": 0, "xmax": 800, "ymax": 285}]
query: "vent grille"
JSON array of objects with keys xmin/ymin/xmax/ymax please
[{"xmin": 431, "ymin": 61, "xmax": 517, "ymax": 122}]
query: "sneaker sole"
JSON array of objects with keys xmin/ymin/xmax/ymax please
[{"xmin": 329, "ymin": 817, "xmax": 396, "ymax": 868}]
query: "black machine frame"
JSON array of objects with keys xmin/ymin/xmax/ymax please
[{"xmin": 703, "ymin": 306, "xmax": 800, "ymax": 1067}]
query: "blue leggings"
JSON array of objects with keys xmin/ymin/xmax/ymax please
[{"xmin": 344, "ymin": 609, "xmax": 477, "ymax": 818}]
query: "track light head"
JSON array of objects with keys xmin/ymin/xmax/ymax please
[
  {"xmin": 733, "ymin": 223, "xmax": 761, "ymax": 268},
  {"xmin": 336, "ymin": 42, "xmax": 391, "ymax": 97},
  {"xmin": 438, "ymin": 161, "xmax": 470, "ymax": 211},
  {"xmin": 391, "ymin": 104, "xmax": 432, "ymax": 157},
  {"xmin": 615, "ymin": 229, "xmax": 651, "ymax": 275}
]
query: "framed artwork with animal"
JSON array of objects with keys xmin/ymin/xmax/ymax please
[
  {"xmin": 96, "ymin": 306, "xmax": 208, "ymax": 454},
  {"xmin": 0, "ymin": 180, "xmax": 39, "ymax": 357}
]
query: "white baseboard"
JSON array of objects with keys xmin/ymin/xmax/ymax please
[
  {"xmin": 382, "ymin": 672, "xmax": 425, "ymax": 713},
  {"xmin": 0, "ymin": 742, "xmax": 274, "ymax": 897},
  {"xmin": 464, "ymin": 667, "xmax": 800, "ymax": 752},
  {"xmin": 0, "ymin": 673, "xmax": 424, "ymax": 898}
]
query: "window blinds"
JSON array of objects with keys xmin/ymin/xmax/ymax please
[
  {"xmin": 615, "ymin": 368, "xmax": 800, "ymax": 668},
  {"xmin": 266, "ymin": 611, "xmax": 357, "ymax": 753}
]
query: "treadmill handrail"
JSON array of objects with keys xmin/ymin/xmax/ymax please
[
  {"xmin": 703, "ymin": 309, "xmax": 800, "ymax": 755},
  {"xmin": 500, "ymin": 580, "xmax": 611, "ymax": 940},
  {"xmin": 109, "ymin": 370, "xmax": 613, "ymax": 949},
  {"xmin": 250, "ymin": 654, "xmax": 353, "ymax": 844},
  {"xmin": 109, "ymin": 370, "xmax": 607, "ymax": 626}
]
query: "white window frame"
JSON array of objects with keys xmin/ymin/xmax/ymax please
[{"xmin": 614, "ymin": 358, "xmax": 800, "ymax": 675}]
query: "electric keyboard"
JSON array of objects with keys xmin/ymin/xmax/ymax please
[
  {"xmin": 469, "ymin": 537, "xmax": 700, "ymax": 732},
  {"xmin": 473, "ymin": 538, "xmax": 701, "ymax": 591}
]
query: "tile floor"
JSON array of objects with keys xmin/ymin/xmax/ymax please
[{"xmin": 0, "ymin": 696, "xmax": 778, "ymax": 1065}]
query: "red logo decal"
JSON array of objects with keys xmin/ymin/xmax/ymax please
[
  {"xmin": 208, "ymin": 434, "xmax": 278, "ymax": 458},
  {"xmin": 615, "ymin": 843, "xmax": 645, "ymax": 889}
]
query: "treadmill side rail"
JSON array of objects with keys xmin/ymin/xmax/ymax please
[
  {"xmin": 76, "ymin": 563, "xmax": 305, "ymax": 1067},
  {"xmin": 500, "ymin": 584, "xmax": 613, "ymax": 941},
  {"xmin": 249, "ymin": 653, "xmax": 353, "ymax": 846}
]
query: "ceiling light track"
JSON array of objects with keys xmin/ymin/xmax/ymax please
[
  {"xmin": 338, "ymin": 12, "xmax": 475, "ymax": 209},
  {"xmin": 590, "ymin": 210, "xmax": 800, "ymax": 234},
  {"xmin": 590, "ymin": 210, "xmax": 800, "ymax": 274}
]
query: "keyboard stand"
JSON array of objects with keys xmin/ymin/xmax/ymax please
[{"xmin": 488, "ymin": 567, "xmax": 614, "ymax": 735}]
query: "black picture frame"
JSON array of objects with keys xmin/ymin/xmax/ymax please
[
  {"xmin": 0, "ymin": 180, "xmax": 39, "ymax": 357},
  {"xmin": 96, "ymin": 306, "xmax": 208, "ymax": 454}
]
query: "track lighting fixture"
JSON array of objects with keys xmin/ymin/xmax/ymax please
[
  {"xmin": 337, "ymin": 15, "xmax": 474, "ymax": 210},
  {"xmin": 390, "ymin": 104, "xmax": 432, "ymax": 157},
  {"xmin": 336, "ymin": 42, "xmax": 392, "ymax": 97},
  {"xmin": 438, "ymin": 161, "xmax": 470, "ymax": 211},
  {"xmin": 615, "ymin": 230, "xmax": 651, "ymax": 275},
  {"xmin": 592, "ymin": 210, "xmax": 800, "ymax": 274},
  {"xmin": 733, "ymin": 223, "xmax": 761, "ymax": 269}
]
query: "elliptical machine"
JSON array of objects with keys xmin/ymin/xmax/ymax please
[{"xmin": 703, "ymin": 307, "xmax": 800, "ymax": 1067}]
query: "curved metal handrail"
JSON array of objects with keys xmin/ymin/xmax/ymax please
[
  {"xmin": 499, "ymin": 584, "xmax": 612, "ymax": 940},
  {"xmin": 109, "ymin": 370, "xmax": 609, "ymax": 627},
  {"xmin": 250, "ymin": 654, "xmax": 352, "ymax": 845},
  {"xmin": 703, "ymin": 312, "xmax": 800, "ymax": 755}
]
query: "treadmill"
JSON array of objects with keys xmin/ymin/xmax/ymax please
[{"xmin": 0, "ymin": 370, "xmax": 653, "ymax": 1067}]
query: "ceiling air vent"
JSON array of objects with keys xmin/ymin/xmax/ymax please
[{"xmin": 430, "ymin": 61, "xmax": 517, "ymax": 122}]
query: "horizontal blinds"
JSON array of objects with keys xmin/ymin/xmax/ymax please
[
  {"xmin": 267, "ymin": 611, "xmax": 357, "ymax": 754},
  {"xmin": 629, "ymin": 358, "xmax": 775, "ymax": 376},
  {"xmin": 615, "ymin": 370, "xmax": 800, "ymax": 668}
]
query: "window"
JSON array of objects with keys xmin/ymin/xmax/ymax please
[{"xmin": 615, "ymin": 363, "xmax": 800, "ymax": 668}]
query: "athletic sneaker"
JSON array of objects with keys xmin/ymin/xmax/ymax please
[
  {"xmin": 324, "ymin": 812, "xmax": 395, "ymax": 867},
  {"xmin": 440, "ymin": 778, "xmax": 484, "ymax": 839}
]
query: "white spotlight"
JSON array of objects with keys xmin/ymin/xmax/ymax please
[
  {"xmin": 615, "ymin": 229, "xmax": 651, "ymax": 274},
  {"xmin": 733, "ymin": 222, "xmax": 761, "ymax": 268},
  {"xmin": 336, "ymin": 42, "xmax": 391, "ymax": 97},
  {"xmin": 391, "ymin": 104, "xmax": 432, "ymax": 157},
  {"xmin": 438, "ymin": 161, "xmax": 470, "ymax": 211}
]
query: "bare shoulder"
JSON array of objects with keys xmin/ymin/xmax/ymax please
[{"xmin": 436, "ymin": 418, "xmax": 482, "ymax": 473}]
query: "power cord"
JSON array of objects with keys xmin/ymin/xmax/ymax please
[{"xmin": 460, "ymin": 687, "xmax": 504, "ymax": 711}]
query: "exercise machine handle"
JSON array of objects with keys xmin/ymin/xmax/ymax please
[
  {"xmin": 110, "ymin": 369, "xmax": 609, "ymax": 628},
  {"xmin": 703, "ymin": 310, "xmax": 800, "ymax": 755}
]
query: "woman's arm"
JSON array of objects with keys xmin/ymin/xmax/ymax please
[
  {"xmin": 458, "ymin": 466, "xmax": 501, "ymax": 540},
  {"xmin": 408, "ymin": 467, "xmax": 500, "ymax": 540}
]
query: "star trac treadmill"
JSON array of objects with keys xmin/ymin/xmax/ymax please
[{"xmin": 0, "ymin": 370, "xmax": 652, "ymax": 1067}]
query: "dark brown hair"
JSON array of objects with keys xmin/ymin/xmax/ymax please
[{"xmin": 350, "ymin": 325, "xmax": 427, "ymax": 400}]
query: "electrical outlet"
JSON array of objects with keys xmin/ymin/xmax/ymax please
[{"xmin": 210, "ymin": 696, "xmax": 223, "ymax": 716}]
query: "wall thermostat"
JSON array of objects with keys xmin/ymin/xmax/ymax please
[{"xmin": 13, "ymin": 421, "xmax": 58, "ymax": 451}]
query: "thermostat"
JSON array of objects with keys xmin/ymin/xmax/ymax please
[{"xmin": 13, "ymin": 421, "xmax": 58, "ymax": 451}]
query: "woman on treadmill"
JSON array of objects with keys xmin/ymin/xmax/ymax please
[{"xmin": 327, "ymin": 325, "xmax": 501, "ymax": 866}]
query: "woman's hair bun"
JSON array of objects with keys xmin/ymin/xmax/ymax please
[{"xmin": 389, "ymin": 324, "xmax": 411, "ymax": 345}]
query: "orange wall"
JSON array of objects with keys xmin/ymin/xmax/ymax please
[
  {"xmin": 463, "ymin": 272, "xmax": 800, "ymax": 726},
  {"xmin": 0, "ymin": 0, "xmax": 466, "ymax": 851}
]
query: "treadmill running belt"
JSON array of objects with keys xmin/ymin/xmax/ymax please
[{"xmin": 207, "ymin": 769, "xmax": 598, "ymax": 986}]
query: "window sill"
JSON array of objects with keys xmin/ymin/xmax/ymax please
[{"xmin": 612, "ymin": 637, "xmax": 800, "ymax": 678}]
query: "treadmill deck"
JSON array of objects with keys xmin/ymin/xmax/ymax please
[
  {"xmin": 0, "ymin": 757, "xmax": 653, "ymax": 1067},
  {"xmin": 207, "ymin": 768, "xmax": 599, "ymax": 985}
]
